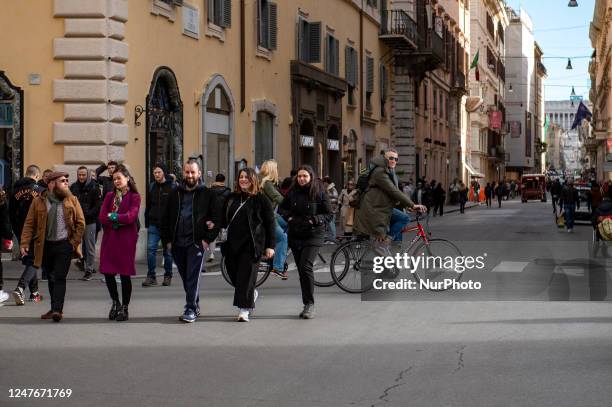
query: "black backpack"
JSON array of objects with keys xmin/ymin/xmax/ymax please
[{"xmin": 349, "ymin": 165, "xmax": 377, "ymax": 208}]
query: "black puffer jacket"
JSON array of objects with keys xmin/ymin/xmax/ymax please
[
  {"xmin": 70, "ymin": 177, "xmax": 101, "ymax": 225},
  {"xmin": 0, "ymin": 191, "xmax": 12, "ymax": 240},
  {"xmin": 279, "ymin": 183, "xmax": 333, "ymax": 245},
  {"xmin": 10, "ymin": 177, "xmax": 44, "ymax": 240},
  {"xmin": 161, "ymin": 182, "xmax": 220, "ymax": 246},
  {"xmin": 221, "ymin": 192, "xmax": 276, "ymax": 260},
  {"xmin": 145, "ymin": 178, "xmax": 176, "ymax": 228}
]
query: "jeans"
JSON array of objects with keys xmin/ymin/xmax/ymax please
[
  {"xmin": 326, "ymin": 214, "xmax": 337, "ymax": 241},
  {"xmin": 389, "ymin": 209, "xmax": 411, "ymax": 241},
  {"xmin": 564, "ymin": 203, "xmax": 576, "ymax": 230},
  {"xmin": 172, "ymin": 244, "xmax": 204, "ymax": 313},
  {"xmin": 147, "ymin": 225, "xmax": 173, "ymax": 277},
  {"xmin": 82, "ymin": 223, "xmax": 96, "ymax": 272},
  {"xmin": 273, "ymin": 214, "xmax": 288, "ymax": 271}
]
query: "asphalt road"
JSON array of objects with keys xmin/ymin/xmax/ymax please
[{"xmin": 1, "ymin": 198, "xmax": 612, "ymax": 407}]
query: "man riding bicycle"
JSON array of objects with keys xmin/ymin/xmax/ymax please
[{"xmin": 353, "ymin": 149, "xmax": 427, "ymax": 253}]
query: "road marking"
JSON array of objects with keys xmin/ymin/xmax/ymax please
[{"xmin": 491, "ymin": 261, "xmax": 530, "ymax": 273}]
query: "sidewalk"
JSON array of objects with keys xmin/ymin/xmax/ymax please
[{"xmin": 444, "ymin": 201, "xmax": 479, "ymax": 214}]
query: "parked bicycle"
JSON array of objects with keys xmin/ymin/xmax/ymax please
[{"xmin": 330, "ymin": 212, "xmax": 463, "ymax": 293}]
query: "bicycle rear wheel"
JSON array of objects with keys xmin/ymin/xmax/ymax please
[
  {"xmin": 220, "ymin": 256, "xmax": 271, "ymax": 288},
  {"xmin": 410, "ymin": 238, "xmax": 463, "ymax": 291},
  {"xmin": 331, "ymin": 240, "xmax": 381, "ymax": 294}
]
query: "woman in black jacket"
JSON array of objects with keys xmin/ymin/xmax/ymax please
[
  {"xmin": 221, "ymin": 168, "xmax": 275, "ymax": 322},
  {"xmin": 279, "ymin": 165, "xmax": 332, "ymax": 319},
  {"xmin": 0, "ymin": 188, "xmax": 13, "ymax": 303}
]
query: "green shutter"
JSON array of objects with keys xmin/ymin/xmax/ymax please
[
  {"xmin": 269, "ymin": 2, "xmax": 278, "ymax": 50},
  {"xmin": 221, "ymin": 0, "xmax": 231, "ymax": 28},
  {"xmin": 309, "ymin": 22, "xmax": 321, "ymax": 63},
  {"xmin": 366, "ymin": 57, "xmax": 374, "ymax": 93}
]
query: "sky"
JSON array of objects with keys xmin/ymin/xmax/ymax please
[{"xmin": 505, "ymin": 0, "xmax": 594, "ymax": 102}]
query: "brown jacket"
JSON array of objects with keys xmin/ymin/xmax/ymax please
[{"xmin": 20, "ymin": 192, "xmax": 85, "ymax": 268}]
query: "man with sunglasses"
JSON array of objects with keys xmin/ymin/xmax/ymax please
[
  {"xmin": 20, "ymin": 172, "xmax": 85, "ymax": 322},
  {"xmin": 354, "ymin": 149, "xmax": 426, "ymax": 254}
]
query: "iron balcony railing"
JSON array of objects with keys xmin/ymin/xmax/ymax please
[{"xmin": 380, "ymin": 9, "xmax": 417, "ymax": 46}]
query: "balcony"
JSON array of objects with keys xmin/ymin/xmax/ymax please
[
  {"xmin": 380, "ymin": 10, "xmax": 417, "ymax": 50},
  {"xmin": 451, "ymin": 70, "xmax": 467, "ymax": 95}
]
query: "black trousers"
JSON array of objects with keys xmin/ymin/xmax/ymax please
[
  {"xmin": 42, "ymin": 240, "xmax": 73, "ymax": 312},
  {"xmin": 497, "ymin": 196, "xmax": 503, "ymax": 208},
  {"xmin": 460, "ymin": 202, "xmax": 466, "ymax": 213},
  {"xmin": 290, "ymin": 243, "xmax": 320, "ymax": 305},
  {"xmin": 172, "ymin": 244, "xmax": 204, "ymax": 312},
  {"xmin": 225, "ymin": 248, "xmax": 258, "ymax": 309}
]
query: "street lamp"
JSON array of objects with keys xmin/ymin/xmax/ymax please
[
  {"xmin": 566, "ymin": 58, "xmax": 573, "ymax": 70},
  {"xmin": 568, "ymin": 0, "xmax": 578, "ymax": 7}
]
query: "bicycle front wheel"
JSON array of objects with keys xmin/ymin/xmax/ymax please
[
  {"xmin": 220, "ymin": 256, "xmax": 271, "ymax": 288},
  {"xmin": 313, "ymin": 241, "xmax": 344, "ymax": 287},
  {"xmin": 410, "ymin": 238, "xmax": 463, "ymax": 291}
]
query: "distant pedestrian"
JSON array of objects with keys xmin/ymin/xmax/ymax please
[
  {"xmin": 260, "ymin": 160, "xmax": 288, "ymax": 279},
  {"xmin": 95, "ymin": 161, "xmax": 119, "ymax": 199},
  {"xmin": 221, "ymin": 168, "xmax": 275, "ymax": 322},
  {"xmin": 323, "ymin": 176, "xmax": 339, "ymax": 241},
  {"xmin": 495, "ymin": 182, "xmax": 506, "ymax": 208},
  {"xmin": 161, "ymin": 159, "xmax": 220, "ymax": 323},
  {"xmin": 70, "ymin": 166, "xmax": 101, "ymax": 281},
  {"xmin": 484, "ymin": 183, "xmax": 493, "ymax": 207},
  {"xmin": 560, "ymin": 179, "xmax": 580, "ymax": 233},
  {"xmin": 433, "ymin": 183, "xmax": 446, "ymax": 216},
  {"xmin": 0, "ymin": 188, "xmax": 14, "ymax": 304},
  {"xmin": 20, "ymin": 172, "xmax": 85, "ymax": 322},
  {"xmin": 9, "ymin": 165, "xmax": 45, "ymax": 305},
  {"xmin": 143, "ymin": 164, "xmax": 176, "ymax": 287},
  {"xmin": 338, "ymin": 181, "xmax": 358, "ymax": 235},
  {"xmin": 458, "ymin": 182, "xmax": 468, "ymax": 214}
]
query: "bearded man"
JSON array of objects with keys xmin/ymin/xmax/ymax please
[{"xmin": 20, "ymin": 172, "xmax": 85, "ymax": 322}]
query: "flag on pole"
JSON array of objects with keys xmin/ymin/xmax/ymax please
[
  {"xmin": 571, "ymin": 101, "xmax": 592, "ymax": 130},
  {"xmin": 470, "ymin": 50, "xmax": 480, "ymax": 81}
]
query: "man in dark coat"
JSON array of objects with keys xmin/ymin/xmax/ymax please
[
  {"xmin": 143, "ymin": 163, "xmax": 176, "ymax": 287},
  {"xmin": 70, "ymin": 166, "xmax": 101, "ymax": 281},
  {"xmin": 560, "ymin": 179, "xmax": 580, "ymax": 233},
  {"xmin": 95, "ymin": 160, "xmax": 118, "ymax": 199},
  {"xmin": 207, "ymin": 173, "xmax": 231, "ymax": 263},
  {"xmin": 9, "ymin": 165, "xmax": 45, "ymax": 304},
  {"xmin": 161, "ymin": 160, "xmax": 220, "ymax": 323}
]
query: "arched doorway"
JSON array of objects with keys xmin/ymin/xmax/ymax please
[
  {"xmin": 202, "ymin": 75, "xmax": 234, "ymax": 186},
  {"xmin": 0, "ymin": 71, "xmax": 23, "ymax": 192},
  {"xmin": 146, "ymin": 67, "xmax": 183, "ymax": 184},
  {"xmin": 298, "ymin": 118, "xmax": 315, "ymax": 167},
  {"xmin": 326, "ymin": 124, "xmax": 341, "ymax": 186}
]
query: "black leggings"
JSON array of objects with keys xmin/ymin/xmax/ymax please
[{"xmin": 104, "ymin": 274, "xmax": 132, "ymax": 305}]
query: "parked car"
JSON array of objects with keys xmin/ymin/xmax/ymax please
[{"xmin": 521, "ymin": 174, "xmax": 547, "ymax": 203}]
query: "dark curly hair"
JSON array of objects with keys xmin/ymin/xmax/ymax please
[{"xmin": 112, "ymin": 164, "xmax": 139, "ymax": 194}]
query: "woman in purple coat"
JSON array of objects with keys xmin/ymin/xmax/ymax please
[{"xmin": 99, "ymin": 165, "xmax": 141, "ymax": 322}]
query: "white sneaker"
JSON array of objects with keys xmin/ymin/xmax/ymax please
[
  {"xmin": 237, "ymin": 309, "xmax": 250, "ymax": 322},
  {"xmin": 0, "ymin": 290, "xmax": 9, "ymax": 303}
]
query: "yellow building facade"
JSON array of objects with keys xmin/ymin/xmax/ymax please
[{"xmin": 0, "ymin": 0, "xmax": 392, "ymax": 189}]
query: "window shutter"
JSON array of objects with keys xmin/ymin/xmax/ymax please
[
  {"xmin": 309, "ymin": 22, "xmax": 321, "ymax": 63},
  {"xmin": 221, "ymin": 0, "xmax": 232, "ymax": 28},
  {"xmin": 345, "ymin": 47, "xmax": 352, "ymax": 86},
  {"xmin": 257, "ymin": 0, "xmax": 262, "ymax": 47},
  {"xmin": 207, "ymin": 0, "xmax": 214, "ymax": 22},
  {"xmin": 352, "ymin": 48, "xmax": 358, "ymax": 88},
  {"xmin": 268, "ymin": 2, "xmax": 278, "ymax": 50},
  {"xmin": 298, "ymin": 19, "xmax": 306, "ymax": 61},
  {"xmin": 334, "ymin": 38, "xmax": 340, "ymax": 76},
  {"xmin": 380, "ymin": 64, "xmax": 387, "ymax": 100},
  {"xmin": 325, "ymin": 35, "xmax": 331, "ymax": 73},
  {"xmin": 366, "ymin": 56, "xmax": 374, "ymax": 93}
]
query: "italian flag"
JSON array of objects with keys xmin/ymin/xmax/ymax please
[{"xmin": 470, "ymin": 50, "xmax": 479, "ymax": 82}]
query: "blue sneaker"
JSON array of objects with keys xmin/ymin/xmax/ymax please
[{"xmin": 179, "ymin": 309, "xmax": 197, "ymax": 323}]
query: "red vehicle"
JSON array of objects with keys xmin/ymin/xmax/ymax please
[{"xmin": 521, "ymin": 174, "xmax": 547, "ymax": 203}]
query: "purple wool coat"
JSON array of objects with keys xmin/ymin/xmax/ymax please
[{"xmin": 99, "ymin": 190, "xmax": 141, "ymax": 276}]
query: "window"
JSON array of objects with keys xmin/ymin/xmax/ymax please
[
  {"xmin": 208, "ymin": 0, "xmax": 231, "ymax": 27},
  {"xmin": 325, "ymin": 34, "xmax": 340, "ymax": 76},
  {"xmin": 160, "ymin": 0, "xmax": 183, "ymax": 5},
  {"xmin": 255, "ymin": 111, "xmax": 274, "ymax": 166},
  {"xmin": 365, "ymin": 56, "xmax": 374, "ymax": 111},
  {"xmin": 433, "ymin": 87, "xmax": 437, "ymax": 116},
  {"xmin": 380, "ymin": 63, "xmax": 388, "ymax": 118},
  {"xmin": 439, "ymin": 90, "xmax": 443, "ymax": 120},
  {"xmin": 345, "ymin": 46, "xmax": 358, "ymax": 105},
  {"xmin": 423, "ymin": 82, "xmax": 428, "ymax": 112},
  {"xmin": 445, "ymin": 95, "xmax": 449, "ymax": 122},
  {"xmin": 366, "ymin": 0, "xmax": 378, "ymax": 8},
  {"xmin": 298, "ymin": 18, "xmax": 321, "ymax": 63},
  {"xmin": 257, "ymin": 0, "xmax": 277, "ymax": 50}
]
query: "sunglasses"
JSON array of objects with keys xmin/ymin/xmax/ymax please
[
  {"xmin": 387, "ymin": 157, "xmax": 399, "ymax": 162},
  {"xmin": 56, "ymin": 178, "xmax": 69, "ymax": 183}
]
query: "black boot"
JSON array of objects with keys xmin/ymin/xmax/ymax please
[
  {"xmin": 116, "ymin": 305, "xmax": 129, "ymax": 322},
  {"xmin": 108, "ymin": 300, "xmax": 121, "ymax": 320}
]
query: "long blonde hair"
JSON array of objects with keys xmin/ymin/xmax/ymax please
[{"xmin": 259, "ymin": 159, "xmax": 279, "ymax": 187}]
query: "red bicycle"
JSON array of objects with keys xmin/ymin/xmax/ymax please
[{"xmin": 330, "ymin": 212, "xmax": 463, "ymax": 293}]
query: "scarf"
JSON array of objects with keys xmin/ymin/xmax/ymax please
[{"xmin": 46, "ymin": 191, "xmax": 63, "ymax": 241}]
